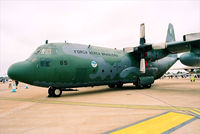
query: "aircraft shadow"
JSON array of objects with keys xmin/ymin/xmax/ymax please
[{"xmin": 61, "ymin": 85, "xmax": 147, "ymax": 97}]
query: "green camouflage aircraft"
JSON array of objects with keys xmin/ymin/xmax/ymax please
[{"xmin": 8, "ymin": 23, "xmax": 200, "ymax": 97}]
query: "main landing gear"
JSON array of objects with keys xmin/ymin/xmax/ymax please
[
  {"xmin": 48, "ymin": 87, "xmax": 62, "ymax": 97},
  {"xmin": 134, "ymin": 78, "xmax": 151, "ymax": 89}
]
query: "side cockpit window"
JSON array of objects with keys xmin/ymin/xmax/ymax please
[{"xmin": 40, "ymin": 59, "xmax": 50, "ymax": 67}]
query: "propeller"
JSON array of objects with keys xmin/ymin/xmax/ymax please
[
  {"xmin": 138, "ymin": 23, "xmax": 152, "ymax": 73},
  {"xmin": 133, "ymin": 23, "xmax": 172, "ymax": 73}
]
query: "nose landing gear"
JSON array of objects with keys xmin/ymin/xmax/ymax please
[{"xmin": 48, "ymin": 87, "xmax": 62, "ymax": 97}]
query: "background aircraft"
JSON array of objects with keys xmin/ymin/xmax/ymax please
[
  {"xmin": 163, "ymin": 71, "xmax": 188, "ymax": 79},
  {"xmin": 170, "ymin": 66, "xmax": 200, "ymax": 78},
  {"xmin": 7, "ymin": 24, "xmax": 200, "ymax": 97}
]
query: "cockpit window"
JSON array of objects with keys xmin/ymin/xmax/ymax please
[
  {"xmin": 34, "ymin": 48, "xmax": 41, "ymax": 54},
  {"xmin": 27, "ymin": 47, "xmax": 57, "ymax": 62},
  {"xmin": 40, "ymin": 59, "xmax": 50, "ymax": 67},
  {"xmin": 33, "ymin": 48, "xmax": 57, "ymax": 55},
  {"xmin": 41, "ymin": 48, "xmax": 51, "ymax": 55}
]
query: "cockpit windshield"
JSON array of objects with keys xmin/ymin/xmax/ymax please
[
  {"xmin": 27, "ymin": 47, "xmax": 57, "ymax": 62},
  {"xmin": 33, "ymin": 47, "xmax": 57, "ymax": 55},
  {"xmin": 41, "ymin": 48, "xmax": 52, "ymax": 55},
  {"xmin": 34, "ymin": 48, "xmax": 42, "ymax": 54}
]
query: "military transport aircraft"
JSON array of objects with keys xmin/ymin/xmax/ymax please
[{"xmin": 8, "ymin": 23, "xmax": 200, "ymax": 97}]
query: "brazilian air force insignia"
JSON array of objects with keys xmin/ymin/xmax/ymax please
[{"xmin": 91, "ymin": 61, "xmax": 97, "ymax": 68}]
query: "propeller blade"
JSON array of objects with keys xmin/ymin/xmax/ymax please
[
  {"xmin": 144, "ymin": 52, "xmax": 149, "ymax": 69},
  {"xmin": 140, "ymin": 23, "xmax": 146, "ymax": 45},
  {"xmin": 138, "ymin": 23, "xmax": 151, "ymax": 73},
  {"xmin": 140, "ymin": 58, "xmax": 145, "ymax": 73}
]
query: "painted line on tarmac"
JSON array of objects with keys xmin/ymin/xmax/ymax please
[
  {"xmin": 194, "ymin": 108, "xmax": 200, "ymax": 113},
  {"xmin": 188, "ymin": 110, "xmax": 200, "ymax": 118},
  {"xmin": 162, "ymin": 117, "xmax": 197, "ymax": 134},
  {"xmin": 1, "ymin": 97, "xmax": 198, "ymax": 133},
  {"xmin": 103, "ymin": 111, "xmax": 170, "ymax": 134},
  {"xmin": 190, "ymin": 109, "xmax": 200, "ymax": 115},
  {"xmin": 103, "ymin": 112, "xmax": 197, "ymax": 134},
  {"xmin": 0, "ymin": 97, "xmax": 199, "ymax": 118},
  {"xmin": 0, "ymin": 103, "xmax": 35, "ymax": 118}
]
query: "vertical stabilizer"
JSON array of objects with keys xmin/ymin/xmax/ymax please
[{"xmin": 166, "ymin": 23, "xmax": 175, "ymax": 42}]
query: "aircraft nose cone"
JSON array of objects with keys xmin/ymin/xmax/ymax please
[{"xmin": 8, "ymin": 61, "xmax": 33, "ymax": 82}]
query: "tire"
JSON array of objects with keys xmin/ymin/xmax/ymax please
[
  {"xmin": 48, "ymin": 87, "xmax": 62, "ymax": 97},
  {"xmin": 116, "ymin": 83, "xmax": 123, "ymax": 88},
  {"xmin": 48, "ymin": 87, "xmax": 54, "ymax": 97},
  {"xmin": 134, "ymin": 78, "xmax": 143, "ymax": 89},
  {"xmin": 136, "ymin": 85, "xmax": 144, "ymax": 89},
  {"xmin": 108, "ymin": 84, "xmax": 115, "ymax": 88},
  {"xmin": 144, "ymin": 84, "xmax": 151, "ymax": 88},
  {"xmin": 53, "ymin": 88, "xmax": 62, "ymax": 97}
]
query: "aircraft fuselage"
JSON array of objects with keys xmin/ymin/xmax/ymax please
[{"xmin": 8, "ymin": 43, "xmax": 177, "ymax": 89}]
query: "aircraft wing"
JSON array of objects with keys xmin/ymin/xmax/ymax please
[
  {"xmin": 123, "ymin": 33, "xmax": 200, "ymax": 54},
  {"xmin": 166, "ymin": 39, "xmax": 200, "ymax": 54},
  {"xmin": 165, "ymin": 32, "xmax": 200, "ymax": 54}
]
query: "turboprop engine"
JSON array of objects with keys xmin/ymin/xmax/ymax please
[
  {"xmin": 180, "ymin": 52, "xmax": 200, "ymax": 67},
  {"xmin": 180, "ymin": 33, "xmax": 200, "ymax": 67}
]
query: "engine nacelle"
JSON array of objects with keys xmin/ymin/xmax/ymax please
[
  {"xmin": 180, "ymin": 52, "xmax": 200, "ymax": 67},
  {"xmin": 146, "ymin": 49, "xmax": 168, "ymax": 61}
]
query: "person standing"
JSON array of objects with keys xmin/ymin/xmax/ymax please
[
  {"xmin": 15, "ymin": 81, "xmax": 19, "ymax": 89},
  {"xmin": 8, "ymin": 79, "xmax": 12, "ymax": 89},
  {"xmin": 2, "ymin": 79, "xmax": 5, "ymax": 84},
  {"xmin": 191, "ymin": 75, "xmax": 195, "ymax": 82}
]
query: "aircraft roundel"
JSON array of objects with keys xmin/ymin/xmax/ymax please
[{"xmin": 91, "ymin": 61, "xmax": 98, "ymax": 68}]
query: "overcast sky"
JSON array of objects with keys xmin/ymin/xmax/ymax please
[{"xmin": 0, "ymin": 0, "xmax": 200, "ymax": 76}]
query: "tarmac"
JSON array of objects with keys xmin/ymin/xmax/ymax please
[{"xmin": 0, "ymin": 78, "xmax": 200, "ymax": 134}]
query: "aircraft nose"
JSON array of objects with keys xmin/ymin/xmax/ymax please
[{"xmin": 8, "ymin": 61, "xmax": 34, "ymax": 82}]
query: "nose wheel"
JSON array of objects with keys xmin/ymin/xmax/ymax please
[{"xmin": 48, "ymin": 87, "xmax": 62, "ymax": 97}]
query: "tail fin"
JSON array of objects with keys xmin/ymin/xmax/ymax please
[
  {"xmin": 166, "ymin": 24, "xmax": 177, "ymax": 59},
  {"xmin": 166, "ymin": 23, "xmax": 175, "ymax": 42}
]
